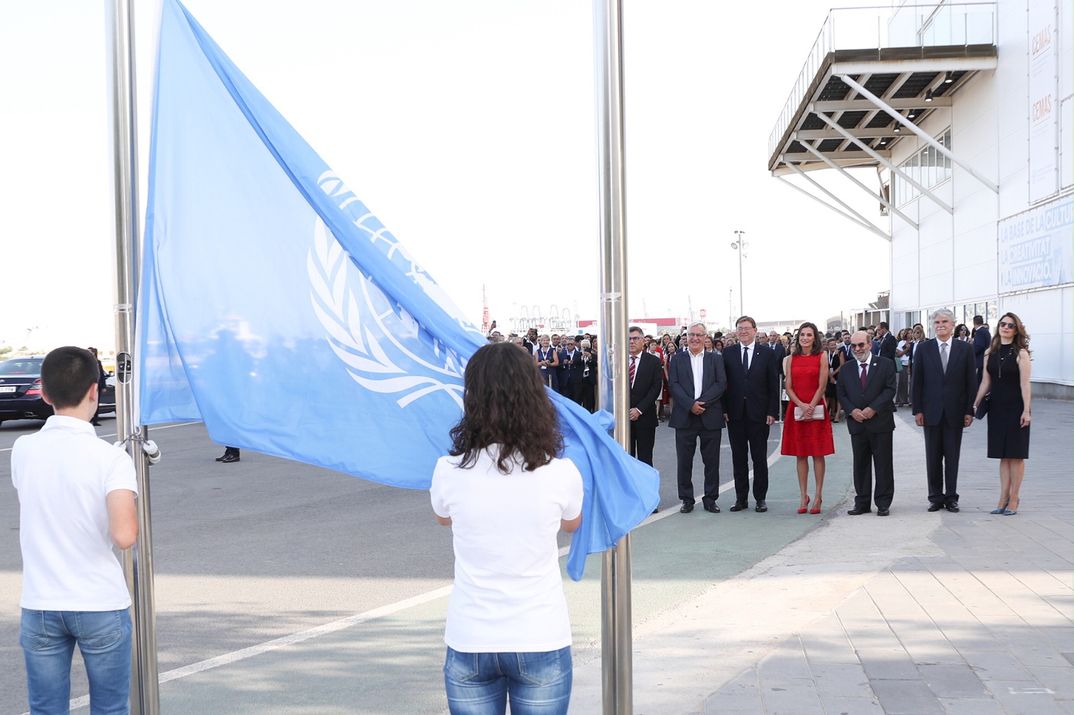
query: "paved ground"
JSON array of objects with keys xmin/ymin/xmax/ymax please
[
  {"xmin": 1, "ymin": 399, "xmax": 1070, "ymax": 713},
  {"xmin": 570, "ymin": 399, "xmax": 1074, "ymax": 714}
]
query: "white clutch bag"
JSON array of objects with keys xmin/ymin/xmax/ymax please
[{"xmin": 793, "ymin": 404, "xmax": 824, "ymax": 421}]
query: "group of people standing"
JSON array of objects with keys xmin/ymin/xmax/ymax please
[
  {"xmin": 508, "ymin": 328, "xmax": 600, "ymax": 412},
  {"xmin": 622, "ymin": 310, "xmax": 1032, "ymax": 520}
]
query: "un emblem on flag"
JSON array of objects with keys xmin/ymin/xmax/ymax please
[{"xmin": 307, "ymin": 218, "xmax": 466, "ymax": 409}]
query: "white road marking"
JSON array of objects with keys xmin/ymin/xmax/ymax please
[
  {"xmin": 57, "ymin": 437, "xmax": 783, "ymax": 710},
  {"xmin": 1, "ymin": 421, "xmax": 198, "ymax": 453},
  {"xmin": 57, "ymin": 586, "xmax": 454, "ymax": 714},
  {"xmin": 638, "ymin": 443, "xmax": 783, "ymax": 526}
]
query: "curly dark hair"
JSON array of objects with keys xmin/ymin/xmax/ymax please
[
  {"xmin": 449, "ymin": 342, "xmax": 563, "ymax": 473},
  {"xmin": 792, "ymin": 322, "xmax": 824, "ymax": 356}
]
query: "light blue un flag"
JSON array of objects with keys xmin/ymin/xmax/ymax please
[{"xmin": 139, "ymin": 0, "xmax": 659, "ymax": 580}]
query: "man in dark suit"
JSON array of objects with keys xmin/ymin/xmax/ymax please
[
  {"xmin": 627, "ymin": 326, "xmax": 663, "ymax": 467},
  {"xmin": 971, "ymin": 315, "xmax": 990, "ymax": 384},
  {"xmin": 578, "ymin": 338, "xmax": 598, "ymax": 412},
  {"xmin": 911, "ymin": 309, "xmax": 976, "ymax": 512},
  {"xmin": 837, "ymin": 331, "xmax": 897, "ymax": 516},
  {"xmin": 722, "ymin": 316, "xmax": 780, "ymax": 513},
  {"xmin": 668, "ymin": 323, "xmax": 727, "ymax": 514},
  {"xmin": 558, "ymin": 335, "xmax": 584, "ymax": 403},
  {"xmin": 840, "ymin": 331, "xmax": 854, "ymax": 362},
  {"xmin": 875, "ymin": 322, "xmax": 897, "ymax": 362}
]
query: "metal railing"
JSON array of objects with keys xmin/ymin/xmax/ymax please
[{"xmin": 768, "ymin": 3, "xmax": 997, "ymax": 158}]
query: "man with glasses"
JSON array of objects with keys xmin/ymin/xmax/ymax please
[
  {"xmin": 559, "ymin": 336, "xmax": 583, "ymax": 404},
  {"xmin": 837, "ymin": 331, "xmax": 897, "ymax": 516},
  {"xmin": 668, "ymin": 323, "xmax": 727, "ymax": 513},
  {"xmin": 912, "ymin": 308, "xmax": 976, "ymax": 513},
  {"xmin": 723, "ymin": 317, "xmax": 780, "ymax": 513}
]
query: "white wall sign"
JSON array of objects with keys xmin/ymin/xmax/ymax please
[
  {"xmin": 1028, "ymin": 0, "xmax": 1059, "ymax": 202},
  {"xmin": 998, "ymin": 196, "xmax": 1074, "ymax": 292}
]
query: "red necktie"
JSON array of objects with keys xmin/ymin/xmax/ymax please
[
  {"xmin": 860, "ymin": 362, "xmax": 868, "ymax": 389},
  {"xmin": 629, "ymin": 356, "xmax": 636, "ymax": 387}
]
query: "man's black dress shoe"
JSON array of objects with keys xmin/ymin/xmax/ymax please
[
  {"xmin": 927, "ymin": 503, "xmax": 944, "ymax": 512},
  {"xmin": 651, "ymin": 507, "xmax": 659, "ymax": 514},
  {"xmin": 679, "ymin": 500, "xmax": 694, "ymax": 513},
  {"xmin": 945, "ymin": 502, "xmax": 960, "ymax": 513},
  {"xmin": 755, "ymin": 501, "xmax": 768, "ymax": 513},
  {"xmin": 847, "ymin": 507, "xmax": 870, "ymax": 515},
  {"xmin": 877, "ymin": 508, "xmax": 890, "ymax": 516},
  {"xmin": 729, "ymin": 503, "xmax": 748, "ymax": 512},
  {"xmin": 703, "ymin": 502, "xmax": 720, "ymax": 513}
]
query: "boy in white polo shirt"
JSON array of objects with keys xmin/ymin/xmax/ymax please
[{"xmin": 11, "ymin": 346, "xmax": 139, "ymax": 714}]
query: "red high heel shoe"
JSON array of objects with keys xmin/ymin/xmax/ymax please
[
  {"xmin": 809, "ymin": 498, "xmax": 823, "ymax": 515},
  {"xmin": 797, "ymin": 496, "xmax": 810, "ymax": 514}
]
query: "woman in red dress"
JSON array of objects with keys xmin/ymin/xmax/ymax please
[{"xmin": 781, "ymin": 322, "xmax": 835, "ymax": 514}]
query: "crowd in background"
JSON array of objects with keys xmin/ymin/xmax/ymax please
[{"xmin": 484, "ymin": 319, "xmax": 997, "ymax": 423}]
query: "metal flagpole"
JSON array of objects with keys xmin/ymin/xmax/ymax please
[
  {"xmin": 593, "ymin": 0, "xmax": 632, "ymax": 713},
  {"xmin": 106, "ymin": 0, "xmax": 160, "ymax": 712}
]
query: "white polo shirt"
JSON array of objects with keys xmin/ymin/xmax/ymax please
[
  {"xmin": 11, "ymin": 415, "xmax": 137, "ymax": 611},
  {"xmin": 430, "ymin": 448, "xmax": 583, "ymax": 653}
]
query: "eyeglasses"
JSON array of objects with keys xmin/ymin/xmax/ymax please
[
  {"xmin": 999, "ymin": 321, "xmax": 1016, "ymax": 329},
  {"xmin": 628, "ymin": 336, "xmax": 644, "ymax": 341},
  {"xmin": 851, "ymin": 342, "xmax": 868, "ymax": 348},
  {"xmin": 687, "ymin": 332, "xmax": 706, "ymax": 338}
]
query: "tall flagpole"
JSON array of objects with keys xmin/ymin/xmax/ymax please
[
  {"xmin": 593, "ymin": 1, "xmax": 633, "ymax": 713},
  {"xmin": 106, "ymin": 0, "xmax": 160, "ymax": 712}
]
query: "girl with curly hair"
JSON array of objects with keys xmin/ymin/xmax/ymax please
[{"xmin": 431, "ymin": 342, "xmax": 583, "ymax": 714}]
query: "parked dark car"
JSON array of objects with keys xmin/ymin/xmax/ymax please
[{"xmin": 0, "ymin": 356, "xmax": 115, "ymax": 425}]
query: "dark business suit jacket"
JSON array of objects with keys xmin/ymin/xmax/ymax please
[
  {"xmin": 972, "ymin": 326, "xmax": 991, "ymax": 373},
  {"xmin": 723, "ymin": 343, "xmax": 779, "ymax": 422},
  {"xmin": 558, "ymin": 349, "xmax": 584, "ymax": 390},
  {"xmin": 877, "ymin": 333, "xmax": 897, "ymax": 362},
  {"xmin": 769, "ymin": 342, "xmax": 786, "ymax": 376},
  {"xmin": 629, "ymin": 351, "xmax": 663, "ymax": 428},
  {"xmin": 668, "ymin": 350, "xmax": 727, "ymax": 431},
  {"xmin": 837, "ymin": 357, "xmax": 897, "ymax": 435},
  {"xmin": 910, "ymin": 339, "xmax": 975, "ymax": 426}
]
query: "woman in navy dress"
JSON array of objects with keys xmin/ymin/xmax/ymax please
[{"xmin": 973, "ymin": 312, "xmax": 1031, "ymax": 515}]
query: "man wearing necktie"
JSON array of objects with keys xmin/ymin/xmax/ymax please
[
  {"xmin": 723, "ymin": 316, "xmax": 779, "ymax": 512},
  {"xmin": 912, "ymin": 309, "xmax": 976, "ymax": 512},
  {"xmin": 627, "ymin": 326, "xmax": 664, "ymax": 470},
  {"xmin": 837, "ymin": 331, "xmax": 897, "ymax": 515}
]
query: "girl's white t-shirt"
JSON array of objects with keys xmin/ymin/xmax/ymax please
[{"xmin": 430, "ymin": 448, "xmax": 583, "ymax": 653}]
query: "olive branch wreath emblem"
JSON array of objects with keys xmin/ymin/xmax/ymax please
[{"xmin": 307, "ymin": 173, "xmax": 465, "ymax": 409}]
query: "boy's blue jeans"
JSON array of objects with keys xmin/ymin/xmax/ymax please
[{"xmin": 20, "ymin": 608, "xmax": 132, "ymax": 715}]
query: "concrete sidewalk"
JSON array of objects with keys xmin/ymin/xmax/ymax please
[
  {"xmin": 569, "ymin": 398, "xmax": 1073, "ymax": 714},
  {"xmin": 58, "ymin": 399, "xmax": 1069, "ymax": 714}
]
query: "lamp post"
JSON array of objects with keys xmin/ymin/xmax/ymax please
[{"xmin": 730, "ymin": 230, "xmax": 747, "ymax": 317}]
